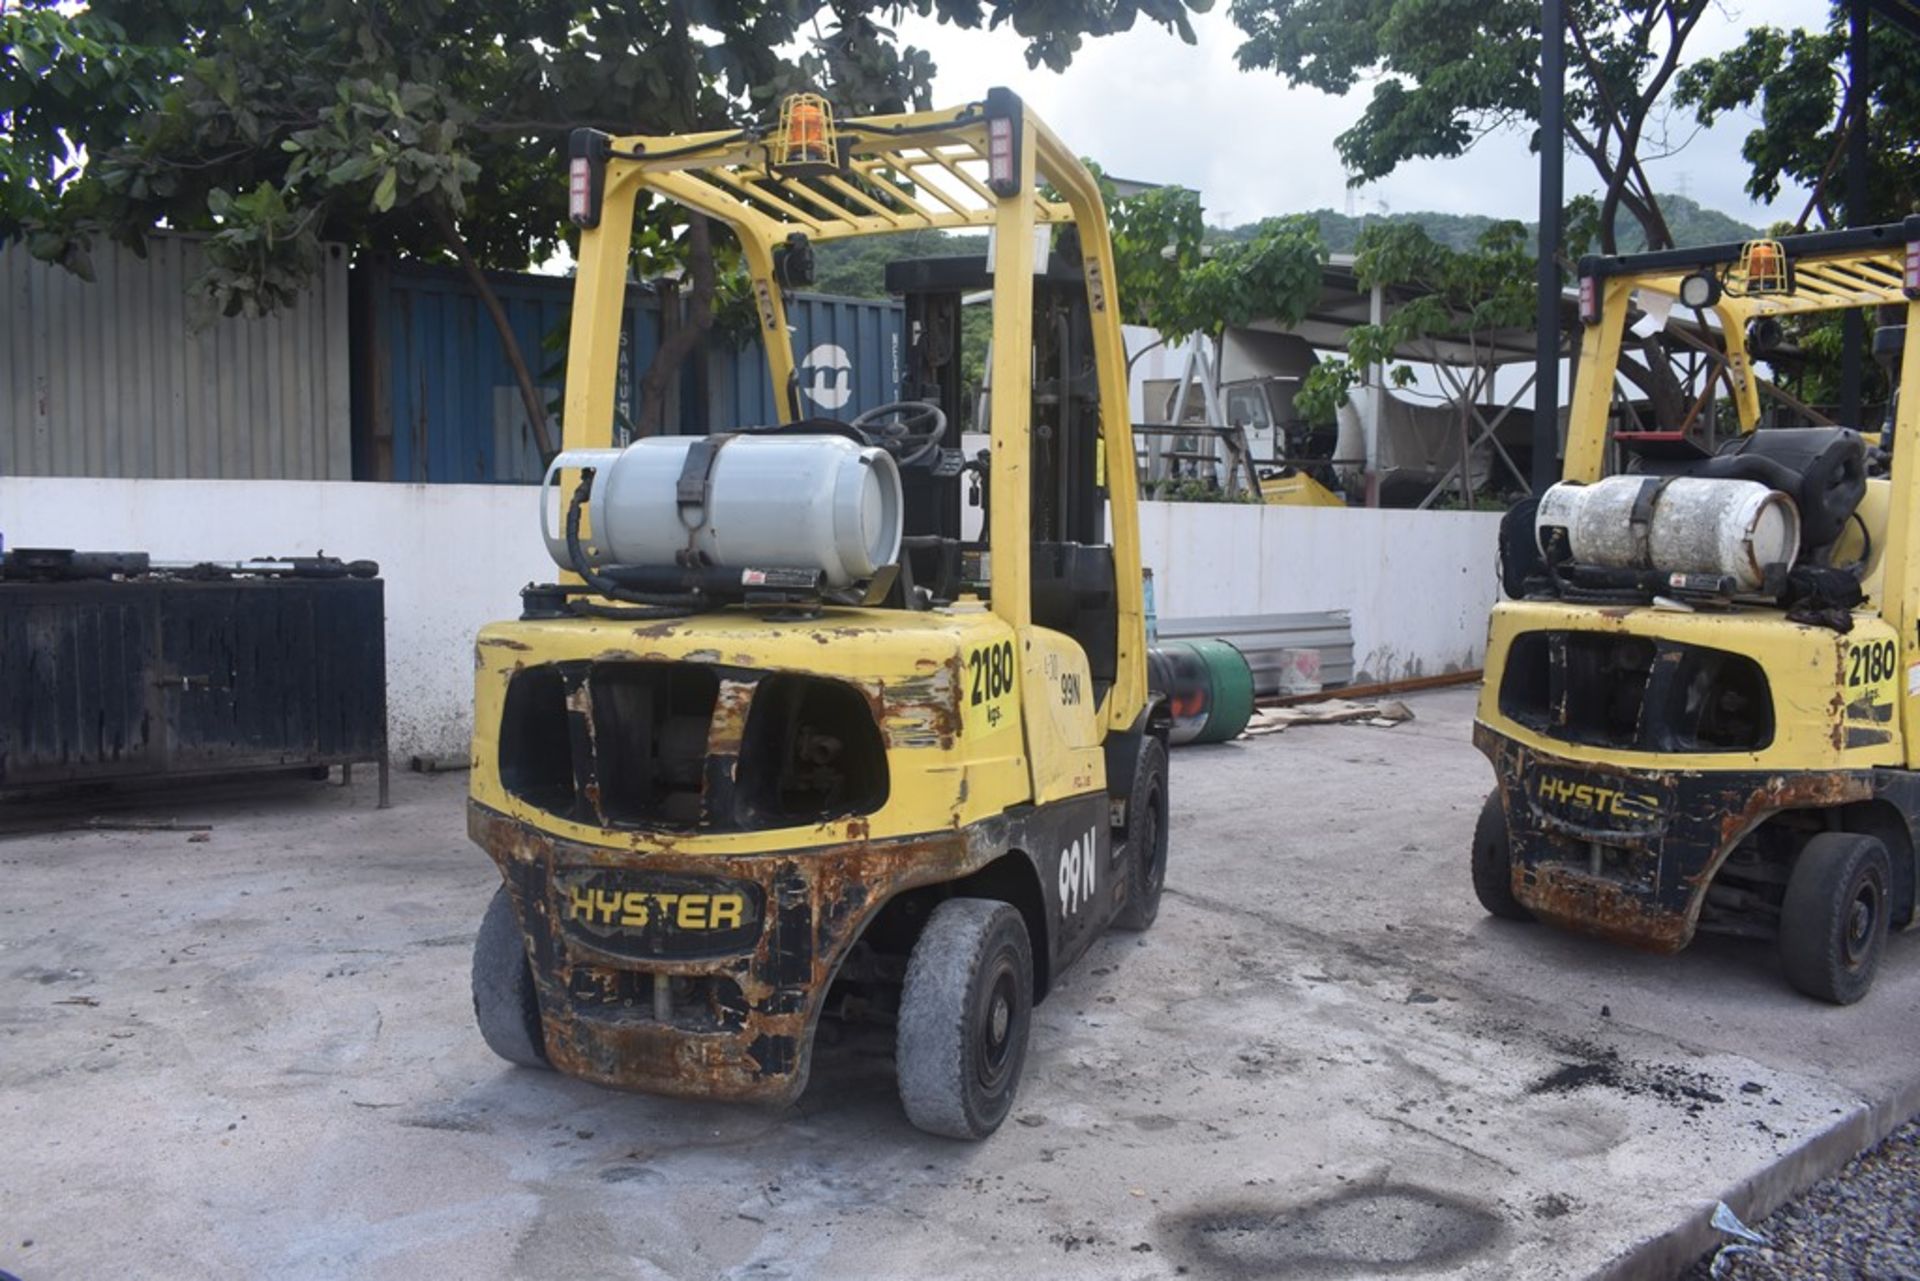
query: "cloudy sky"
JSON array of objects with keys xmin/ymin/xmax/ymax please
[{"xmin": 893, "ymin": 1, "xmax": 1823, "ymax": 229}]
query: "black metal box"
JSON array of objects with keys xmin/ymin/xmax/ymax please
[{"xmin": 0, "ymin": 576, "xmax": 387, "ymax": 796}]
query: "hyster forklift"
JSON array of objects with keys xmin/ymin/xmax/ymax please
[
  {"xmin": 465, "ymin": 91, "xmax": 1168, "ymax": 1138},
  {"xmin": 1474, "ymin": 217, "xmax": 1920, "ymax": 1004}
]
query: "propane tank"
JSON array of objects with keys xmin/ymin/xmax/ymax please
[
  {"xmin": 1534, "ymin": 475, "xmax": 1800, "ymax": 592},
  {"xmin": 542, "ymin": 436, "xmax": 903, "ymax": 588},
  {"xmin": 1147, "ymin": 640, "xmax": 1255, "ymax": 746}
]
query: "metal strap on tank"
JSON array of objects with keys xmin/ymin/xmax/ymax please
[
  {"xmin": 675, "ymin": 434, "xmax": 733, "ymax": 566},
  {"xmin": 1627, "ymin": 475, "xmax": 1673, "ymax": 566}
]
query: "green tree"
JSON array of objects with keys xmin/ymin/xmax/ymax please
[
  {"xmin": 1103, "ymin": 180, "xmax": 1328, "ymax": 351},
  {"xmin": 1677, "ymin": 5, "xmax": 1920, "ymax": 229},
  {"xmin": 1228, "ymin": 0, "xmax": 1717, "ymax": 253},
  {"xmin": 7, "ymin": 0, "xmax": 1209, "ymax": 454},
  {"xmin": 1287, "ymin": 220, "xmax": 1538, "ymax": 504},
  {"xmin": 0, "ymin": 6, "xmax": 182, "ymax": 276},
  {"xmin": 1676, "ymin": 4, "xmax": 1919, "ymax": 421},
  {"xmin": 1293, "ymin": 219, "xmax": 1534, "ymax": 420}
]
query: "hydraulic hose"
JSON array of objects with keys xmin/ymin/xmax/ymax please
[{"xmin": 563, "ymin": 471, "xmax": 708, "ymax": 620}]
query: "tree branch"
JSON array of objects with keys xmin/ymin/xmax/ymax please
[
  {"xmin": 638, "ymin": 215, "xmax": 715, "ymax": 435},
  {"xmin": 430, "ymin": 199, "xmax": 555, "ymax": 459}
]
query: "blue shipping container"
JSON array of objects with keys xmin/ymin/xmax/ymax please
[
  {"xmin": 706, "ymin": 293, "xmax": 904, "ymax": 432},
  {"xmin": 354, "ymin": 261, "xmax": 902, "ymax": 483}
]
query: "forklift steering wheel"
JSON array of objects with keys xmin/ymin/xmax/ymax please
[{"xmin": 851, "ymin": 400, "xmax": 947, "ymax": 467}]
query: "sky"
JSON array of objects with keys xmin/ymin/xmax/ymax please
[{"xmin": 892, "ymin": 0, "xmax": 1824, "ymax": 229}]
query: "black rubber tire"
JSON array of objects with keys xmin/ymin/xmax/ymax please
[
  {"xmin": 1779, "ymin": 831, "xmax": 1891, "ymax": 1005},
  {"xmin": 1471, "ymin": 790, "xmax": 1534, "ymax": 922},
  {"xmin": 472, "ymin": 884, "xmax": 551, "ymax": 1068},
  {"xmin": 1113, "ymin": 736, "xmax": 1170, "ymax": 931},
  {"xmin": 896, "ymin": 898, "xmax": 1033, "ymax": 1140}
]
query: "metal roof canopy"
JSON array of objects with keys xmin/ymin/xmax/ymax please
[
  {"xmin": 1238, "ymin": 255, "xmax": 1582, "ymax": 369},
  {"xmin": 604, "ymin": 104, "xmax": 1075, "ymax": 243}
]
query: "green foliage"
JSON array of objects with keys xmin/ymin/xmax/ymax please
[
  {"xmin": 13, "ymin": 0, "xmax": 1211, "ymax": 314},
  {"xmin": 1294, "ymin": 220, "xmax": 1536, "ymax": 425},
  {"xmin": 807, "ymin": 228, "xmax": 987, "ymax": 298},
  {"xmin": 1677, "ymin": 5, "xmax": 1920, "ymax": 227},
  {"xmin": 1209, "ymin": 195, "xmax": 1757, "ymax": 256},
  {"xmin": 1102, "ymin": 174, "xmax": 1328, "ymax": 343},
  {"xmin": 0, "ymin": 3, "xmax": 183, "ymax": 276}
]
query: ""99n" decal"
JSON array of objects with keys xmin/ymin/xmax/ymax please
[{"xmin": 1058, "ymin": 826, "xmax": 1098, "ymax": 917}]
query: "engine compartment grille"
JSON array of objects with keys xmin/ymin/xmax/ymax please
[
  {"xmin": 498, "ymin": 660, "xmax": 889, "ymax": 831},
  {"xmin": 1498, "ymin": 630, "xmax": 1773, "ymax": 752}
]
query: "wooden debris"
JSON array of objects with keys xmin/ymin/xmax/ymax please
[{"xmin": 1242, "ymin": 699, "xmax": 1415, "ymax": 737}]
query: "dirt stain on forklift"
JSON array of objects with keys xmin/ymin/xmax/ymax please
[
  {"xmin": 465, "ymin": 89, "xmax": 1172, "ymax": 1139},
  {"xmin": 1474, "ymin": 216, "xmax": 1920, "ymax": 1005}
]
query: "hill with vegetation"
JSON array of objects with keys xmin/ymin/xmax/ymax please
[
  {"xmin": 1223, "ymin": 194, "xmax": 1760, "ymax": 255},
  {"xmin": 803, "ymin": 195, "xmax": 1762, "ymax": 300}
]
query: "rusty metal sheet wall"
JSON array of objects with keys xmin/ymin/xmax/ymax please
[{"xmin": 1, "ymin": 233, "xmax": 352, "ymax": 479}]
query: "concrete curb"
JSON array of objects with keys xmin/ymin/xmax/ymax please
[{"xmin": 1594, "ymin": 1077, "xmax": 1920, "ymax": 1279}]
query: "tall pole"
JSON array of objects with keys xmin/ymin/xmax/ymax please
[
  {"xmin": 1533, "ymin": 0, "xmax": 1565, "ymax": 494},
  {"xmin": 1840, "ymin": 0, "xmax": 1870, "ymax": 426}
]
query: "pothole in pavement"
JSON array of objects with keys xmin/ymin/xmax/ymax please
[{"xmin": 1165, "ymin": 1183, "xmax": 1501, "ymax": 1277}]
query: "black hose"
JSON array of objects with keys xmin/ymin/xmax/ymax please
[
  {"xmin": 608, "ymin": 131, "xmax": 752, "ymax": 162},
  {"xmin": 563, "ymin": 472, "xmax": 708, "ymax": 619}
]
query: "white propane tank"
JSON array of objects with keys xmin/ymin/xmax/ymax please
[
  {"xmin": 1534, "ymin": 475, "xmax": 1800, "ymax": 592},
  {"xmin": 542, "ymin": 435, "xmax": 903, "ymax": 588}
]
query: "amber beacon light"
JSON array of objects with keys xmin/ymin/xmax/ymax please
[{"xmin": 777, "ymin": 93, "xmax": 837, "ymax": 171}]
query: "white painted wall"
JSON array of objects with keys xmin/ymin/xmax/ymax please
[
  {"xmin": 0, "ymin": 480, "xmax": 1501, "ymax": 759},
  {"xmin": 0, "ymin": 478, "xmax": 552, "ymax": 761},
  {"xmin": 1136, "ymin": 502, "xmax": 1503, "ymax": 684}
]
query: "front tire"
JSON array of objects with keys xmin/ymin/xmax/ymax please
[
  {"xmin": 1113, "ymin": 736, "xmax": 1170, "ymax": 931},
  {"xmin": 1779, "ymin": 832, "xmax": 1890, "ymax": 1005},
  {"xmin": 896, "ymin": 898, "xmax": 1033, "ymax": 1140},
  {"xmin": 472, "ymin": 885, "xmax": 550, "ymax": 1068},
  {"xmin": 1472, "ymin": 790, "xmax": 1534, "ymax": 922}
]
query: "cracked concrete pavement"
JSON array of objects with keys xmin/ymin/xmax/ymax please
[{"xmin": 2, "ymin": 687, "xmax": 1915, "ymax": 1280}]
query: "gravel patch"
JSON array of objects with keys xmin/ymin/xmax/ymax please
[{"xmin": 1685, "ymin": 1117, "xmax": 1920, "ymax": 1279}]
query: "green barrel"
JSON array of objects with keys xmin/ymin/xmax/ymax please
[{"xmin": 1146, "ymin": 639, "xmax": 1256, "ymax": 745}]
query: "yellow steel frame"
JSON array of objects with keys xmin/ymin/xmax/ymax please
[
  {"xmin": 559, "ymin": 96, "xmax": 1147, "ymax": 738},
  {"xmin": 1557, "ymin": 234, "xmax": 1920, "ymax": 766}
]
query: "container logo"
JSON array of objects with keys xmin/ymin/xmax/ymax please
[{"xmin": 799, "ymin": 343, "xmax": 853, "ymax": 411}]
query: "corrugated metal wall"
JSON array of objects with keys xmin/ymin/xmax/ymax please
[
  {"xmin": 1, "ymin": 233, "xmax": 352, "ymax": 479},
  {"xmin": 358, "ymin": 263, "xmax": 905, "ymax": 483}
]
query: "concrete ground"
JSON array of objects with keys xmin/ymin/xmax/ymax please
[{"xmin": 2, "ymin": 686, "xmax": 1916, "ymax": 1281}]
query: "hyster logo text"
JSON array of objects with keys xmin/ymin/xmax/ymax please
[
  {"xmin": 1534, "ymin": 775, "xmax": 1658, "ymax": 821},
  {"xmin": 567, "ymin": 887, "xmax": 748, "ymax": 932}
]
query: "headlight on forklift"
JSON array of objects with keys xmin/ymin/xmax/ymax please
[{"xmin": 1678, "ymin": 270, "xmax": 1721, "ymax": 309}]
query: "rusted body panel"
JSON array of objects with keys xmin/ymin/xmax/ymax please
[
  {"xmin": 1475, "ymin": 724, "xmax": 1875, "ymax": 952},
  {"xmin": 470, "ymin": 794, "xmax": 1111, "ymax": 1103}
]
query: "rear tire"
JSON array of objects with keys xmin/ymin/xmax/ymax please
[
  {"xmin": 896, "ymin": 898, "xmax": 1033, "ymax": 1140},
  {"xmin": 1779, "ymin": 832, "xmax": 1890, "ymax": 1005},
  {"xmin": 472, "ymin": 884, "xmax": 550, "ymax": 1068},
  {"xmin": 1113, "ymin": 736, "xmax": 1170, "ymax": 931},
  {"xmin": 1472, "ymin": 790, "xmax": 1534, "ymax": 922}
]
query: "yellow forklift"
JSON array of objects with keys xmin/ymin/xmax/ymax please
[
  {"xmin": 465, "ymin": 90, "xmax": 1168, "ymax": 1138},
  {"xmin": 1474, "ymin": 217, "xmax": 1920, "ymax": 1003}
]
